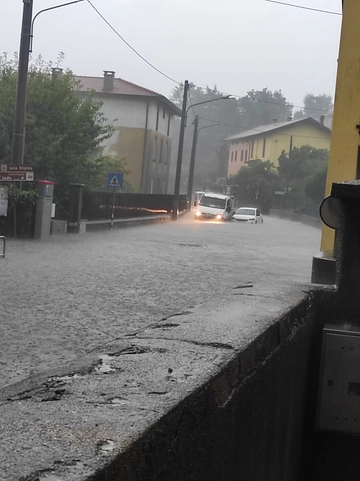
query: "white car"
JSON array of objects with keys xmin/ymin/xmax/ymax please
[{"xmin": 232, "ymin": 207, "xmax": 264, "ymax": 224}]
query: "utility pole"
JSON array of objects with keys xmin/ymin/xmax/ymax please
[
  {"xmin": 285, "ymin": 135, "xmax": 293, "ymax": 210},
  {"xmin": 172, "ymin": 80, "xmax": 189, "ymax": 220},
  {"xmin": 11, "ymin": 0, "xmax": 33, "ymax": 166},
  {"xmin": 187, "ymin": 115, "xmax": 199, "ymax": 210}
]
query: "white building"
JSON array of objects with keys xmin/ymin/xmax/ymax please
[{"xmin": 69, "ymin": 70, "xmax": 181, "ymax": 193}]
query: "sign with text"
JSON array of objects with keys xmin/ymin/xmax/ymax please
[
  {"xmin": 0, "ymin": 171, "xmax": 34, "ymax": 181},
  {"xmin": 1, "ymin": 164, "xmax": 33, "ymax": 172}
]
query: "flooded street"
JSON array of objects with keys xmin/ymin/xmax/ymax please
[{"xmin": 0, "ymin": 216, "xmax": 320, "ymax": 389}]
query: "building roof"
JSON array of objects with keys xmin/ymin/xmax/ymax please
[
  {"xmin": 226, "ymin": 117, "xmax": 331, "ymax": 142},
  {"xmin": 74, "ymin": 75, "xmax": 182, "ymax": 116}
]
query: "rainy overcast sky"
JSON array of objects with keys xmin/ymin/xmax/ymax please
[{"xmin": 2, "ymin": 0, "xmax": 342, "ymax": 108}]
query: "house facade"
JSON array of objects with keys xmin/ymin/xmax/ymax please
[
  {"xmin": 226, "ymin": 117, "xmax": 331, "ymax": 178},
  {"xmin": 72, "ymin": 70, "xmax": 181, "ymax": 193}
]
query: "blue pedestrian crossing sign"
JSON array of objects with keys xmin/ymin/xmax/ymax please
[{"xmin": 107, "ymin": 172, "xmax": 123, "ymax": 188}]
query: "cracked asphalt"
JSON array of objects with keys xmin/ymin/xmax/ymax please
[{"xmin": 0, "ymin": 215, "xmax": 320, "ymax": 390}]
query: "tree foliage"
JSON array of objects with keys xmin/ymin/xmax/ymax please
[
  {"xmin": 304, "ymin": 166, "xmax": 327, "ymax": 203},
  {"xmin": 293, "ymin": 93, "xmax": 333, "ymax": 122},
  {"xmin": 0, "ymin": 54, "xmax": 122, "ymax": 204},
  {"xmin": 238, "ymin": 88, "xmax": 292, "ymax": 128},
  {"xmin": 277, "ymin": 145, "xmax": 329, "ymax": 209},
  {"xmin": 231, "ymin": 159, "xmax": 281, "ymax": 213},
  {"xmin": 278, "ymin": 145, "xmax": 328, "ymax": 192},
  {"xmin": 170, "ymin": 84, "xmax": 292, "ymax": 192}
]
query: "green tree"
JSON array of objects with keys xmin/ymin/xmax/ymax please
[
  {"xmin": 277, "ymin": 146, "xmax": 328, "ymax": 210},
  {"xmin": 231, "ymin": 159, "xmax": 280, "ymax": 213},
  {"xmin": 305, "ymin": 166, "xmax": 327, "ymax": 203},
  {"xmin": 238, "ymin": 88, "xmax": 293, "ymax": 128},
  {"xmin": 0, "ymin": 54, "xmax": 120, "ymax": 204},
  {"xmin": 278, "ymin": 145, "xmax": 328, "ymax": 190},
  {"xmin": 293, "ymin": 94, "xmax": 333, "ymax": 122}
]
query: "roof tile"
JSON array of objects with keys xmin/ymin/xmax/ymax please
[
  {"xmin": 73, "ymin": 75, "xmax": 161, "ymax": 97},
  {"xmin": 226, "ymin": 117, "xmax": 331, "ymax": 141}
]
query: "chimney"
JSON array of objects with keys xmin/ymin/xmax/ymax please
[
  {"xmin": 51, "ymin": 67, "xmax": 63, "ymax": 80},
  {"xmin": 320, "ymin": 115, "xmax": 325, "ymax": 125},
  {"xmin": 287, "ymin": 116, "xmax": 293, "ymax": 122},
  {"xmin": 103, "ymin": 71, "xmax": 115, "ymax": 92}
]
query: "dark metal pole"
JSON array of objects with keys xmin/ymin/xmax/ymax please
[
  {"xmin": 285, "ymin": 135, "xmax": 293, "ymax": 210},
  {"xmin": 29, "ymin": 0, "xmax": 85, "ymax": 53},
  {"xmin": 11, "ymin": 0, "xmax": 34, "ymax": 165},
  {"xmin": 172, "ymin": 80, "xmax": 189, "ymax": 220},
  {"xmin": 187, "ymin": 115, "xmax": 199, "ymax": 210}
]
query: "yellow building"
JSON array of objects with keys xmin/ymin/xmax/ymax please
[
  {"xmin": 319, "ymin": 0, "xmax": 359, "ymax": 257},
  {"xmin": 226, "ymin": 117, "xmax": 331, "ymax": 178}
]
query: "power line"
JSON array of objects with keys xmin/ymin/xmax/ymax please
[
  {"xmin": 86, "ymin": 0, "xmax": 180, "ymax": 84},
  {"xmin": 191, "ymin": 85, "xmax": 332, "ymax": 112},
  {"xmin": 263, "ymin": 0, "xmax": 342, "ymax": 16},
  {"xmin": 85, "ymin": 0, "xmax": 333, "ymax": 113}
]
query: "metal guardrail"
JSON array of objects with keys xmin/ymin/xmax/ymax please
[{"xmin": 0, "ymin": 236, "xmax": 5, "ymax": 258}]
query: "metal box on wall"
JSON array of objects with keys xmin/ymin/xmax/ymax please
[{"xmin": 317, "ymin": 325, "xmax": 360, "ymax": 434}]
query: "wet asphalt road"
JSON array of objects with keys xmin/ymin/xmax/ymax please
[{"xmin": 0, "ymin": 215, "xmax": 320, "ymax": 389}]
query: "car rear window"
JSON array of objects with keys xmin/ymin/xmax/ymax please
[{"xmin": 236, "ymin": 208, "xmax": 255, "ymax": 215}]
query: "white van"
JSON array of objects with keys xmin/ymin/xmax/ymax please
[{"xmin": 194, "ymin": 193, "xmax": 234, "ymax": 221}]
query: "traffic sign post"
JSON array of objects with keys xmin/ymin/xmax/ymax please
[{"xmin": 107, "ymin": 173, "xmax": 123, "ymax": 230}]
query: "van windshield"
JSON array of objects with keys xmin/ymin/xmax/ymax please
[{"xmin": 199, "ymin": 197, "xmax": 226, "ymax": 209}]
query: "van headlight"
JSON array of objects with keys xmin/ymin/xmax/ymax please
[
  {"xmin": 216, "ymin": 214, "xmax": 223, "ymax": 220},
  {"xmin": 195, "ymin": 210, "xmax": 202, "ymax": 217}
]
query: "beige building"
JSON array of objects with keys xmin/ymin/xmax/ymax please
[
  {"xmin": 73, "ymin": 71, "xmax": 181, "ymax": 193},
  {"xmin": 226, "ymin": 117, "xmax": 331, "ymax": 178}
]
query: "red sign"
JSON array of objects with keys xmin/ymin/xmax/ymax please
[
  {"xmin": 0, "ymin": 172, "xmax": 26, "ymax": 181},
  {"xmin": 1, "ymin": 164, "xmax": 33, "ymax": 172},
  {"xmin": 0, "ymin": 172, "xmax": 34, "ymax": 181}
]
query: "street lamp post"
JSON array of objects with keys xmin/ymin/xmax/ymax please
[
  {"xmin": 30, "ymin": 0, "xmax": 86, "ymax": 52},
  {"xmin": 172, "ymin": 92, "xmax": 231, "ymax": 220},
  {"xmin": 172, "ymin": 80, "xmax": 189, "ymax": 220},
  {"xmin": 187, "ymin": 118, "xmax": 221, "ymax": 209},
  {"xmin": 11, "ymin": 0, "xmax": 34, "ymax": 165},
  {"xmin": 185, "ymin": 95, "xmax": 231, "ymax": 210},
  {"xmin": 11, "ymin": 0, "xmax": 85, "ymax": 166}
]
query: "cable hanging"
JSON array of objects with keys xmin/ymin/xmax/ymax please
[
  {"xmin": 86, "ymin": 0, "xmax": 181, "ymax": 84},
  {"xmin": 86, "ymin": 0, "xmax": 334, "ymax": 113},
  {"xmin": 263, "ymin": 0, "xmax": 341, "ymax": 16}
]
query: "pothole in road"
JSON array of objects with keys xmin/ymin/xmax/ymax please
[
  {"xmin": 153, "ymin": 323, "xmax": 179, "ymax": 329},
  {"xmin": 176, "ymin": 243, "xmax": 202, "ymax": 248},
  {"xmin": 93, "ymin": 355, "xmax": 118, "ymax": 374},
  {"xmin": 96, "ymin": 439, "xmax": 116, "ymax": 455},
  {"xmin": 38, "ymin": 475, "xmax": 64, "ymax": 481},
  {"xmin": 233, "ymin": 283, "xmax": 254, "ymax": 289}
]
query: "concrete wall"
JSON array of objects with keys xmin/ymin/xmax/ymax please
[
  {"xmin": 269, "ymin": 208, "xmax": 321, "ymax": 229},
  {"xmin": 4, "ymin": 282, "xmax": 360, "ymax": 480},
  {"xmin": 98, "ymin": 295, "xmax": 323, "ymax": 481}
]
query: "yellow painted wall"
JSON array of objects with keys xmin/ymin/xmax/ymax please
[
  {"xmin": 248, "ymin": 123, "xmax": 331, "ymax": 167},
  {"xmin": 109, "ymin": 128, "xmax": 171, "ymax": 192},
  {"xmin": 109, "ymin": 127, "xmax": 145, "ymax": 191},
  {"xmin": 320, "ymin": 0, "xmax": 360, "ymax": 255}
]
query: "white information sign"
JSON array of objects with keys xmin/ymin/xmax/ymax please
[{"xmin": 0, "ymin": 186, "xmax": 9, "ymax": 217}]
